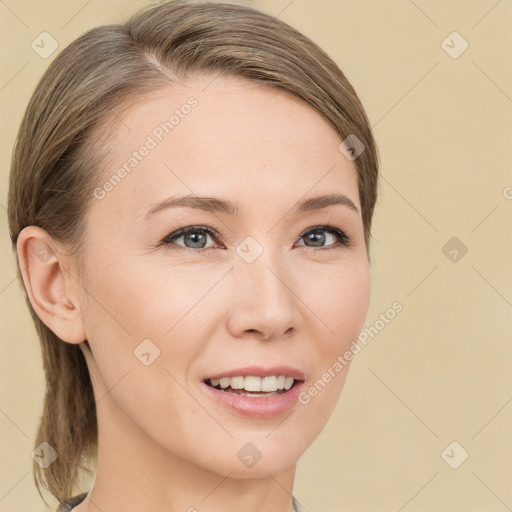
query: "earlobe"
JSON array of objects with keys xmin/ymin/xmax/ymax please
[{"xmin": 16, "ymin": 226, "xmax": 87, "ymax": 344}]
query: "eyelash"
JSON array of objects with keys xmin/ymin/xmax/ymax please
[{"xmin": 159, "ymin": 224, "xmax": 352, "ymax": 254}]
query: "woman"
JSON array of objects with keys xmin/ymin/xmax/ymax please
[{"xmin": 7, "ymin": 1, "xmax": 379, "ymax": 511}]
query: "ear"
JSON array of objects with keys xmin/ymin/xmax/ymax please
[{"xmin": 16, "ymin": 226, "xmax": 87, "ymax": 344}]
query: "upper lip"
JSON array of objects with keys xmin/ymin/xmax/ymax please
[{"xmin": 204, "ymin": 365, "xmax": 305, "ymax": 381}]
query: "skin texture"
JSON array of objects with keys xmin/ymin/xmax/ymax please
[{"xmin": 17, "ymin": 75, "xmax": 371, "ymax": 512}]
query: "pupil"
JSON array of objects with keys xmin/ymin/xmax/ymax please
[
  {"xmin": 307, "ymin": 231, "xmax": 325, "ymax": 247},
  {"xmin": 186, "ymin": 232, "xmax": 206, "ymax": 248}
]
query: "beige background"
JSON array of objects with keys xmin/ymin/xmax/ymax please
[{"xmin": 1, "ymin": 1, "xmax": 510, "ymax": 511}]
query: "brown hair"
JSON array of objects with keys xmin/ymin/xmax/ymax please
[{"xmin": 7, "ymin": 0, "xmax": 379, "ymax": 507}]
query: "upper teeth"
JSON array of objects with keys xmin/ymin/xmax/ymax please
[{"xmin": 210, "ymin": 375, "xmax": 296, "ymax": 392}]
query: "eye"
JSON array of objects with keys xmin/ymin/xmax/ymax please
[
  {"xmin": 160, "ymin": 224, "xmax": 352, "ymax": 253},
  {"xmin": 161, "ymin": 225, "xmax": 220, "ymax": 253},
  {"xmin": 295, "ymin": 225, "xmax": 352, "ymax": 251}
]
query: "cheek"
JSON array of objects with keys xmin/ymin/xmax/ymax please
[
  {"xmin": 80, "ymin": 259, "xmax": 219, "ymax": 419},
  {"xmin": 83, "ymin": 256, "xmax": 208, "ymax": 349},
  {"xmin": 335, "ymin": 262, "xmax": 371, "ymax": 342},
  {"xmin": 78, "ymin": 260, "xmax": 185, "ymax": 398},
  {"xmin": 302, "ymin": 258, "xmax": 371, "ymax": 352},
  {"xmin": 294, "ymin": 259, "xmax": 370, "ymax": 431},
  {"xmin": 80, "ymin": 262, "xmax": 208, "ymax": 459}
]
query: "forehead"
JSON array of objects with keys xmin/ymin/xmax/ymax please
[{"xmin": 88, "ymin": 76, "xmax": 359, "ymax": 225}]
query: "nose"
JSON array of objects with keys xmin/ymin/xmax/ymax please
[{"xmin": 226, "ymin": 248, "xmax": 301, "ymax": 341}]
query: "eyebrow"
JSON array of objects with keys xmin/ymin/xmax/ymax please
[{"xmin": 142, "ymin": 193, "xmax": 359, "ymax": 219}]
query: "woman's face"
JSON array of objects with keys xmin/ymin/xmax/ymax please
[{"xmin": 76, "ymin": 75, "xmax": 371, "ymax": 477}]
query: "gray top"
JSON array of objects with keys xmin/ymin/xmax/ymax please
[
  {"xmin": 292, "ymin": 494, "xmax": 306, "ymax": 511},
  {"xmin": 58, "ymin": 491, "xmax": 306, "ymax": 511},
  {"xmin": 57, "ymin": 492, "xmax": 87, "ymax": 512}
]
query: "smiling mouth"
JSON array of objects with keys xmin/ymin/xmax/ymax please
[{"xmin": 203, "ymin": 377, "xmax": 302, "ymax": 397}]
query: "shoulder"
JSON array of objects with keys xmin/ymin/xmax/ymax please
[{"xmin": 57, "ymin": 492, "xmax": 305, "ymax": 511}]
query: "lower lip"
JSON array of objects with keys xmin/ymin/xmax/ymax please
[{"xmin": 201, "ymin": 380, "xmax": 305, "ymax": 418}]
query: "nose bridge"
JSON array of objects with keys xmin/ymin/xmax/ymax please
[
  {"xmin": 229, "ymin": 238, "xmax": 299, "ymax": 338},
  {"xmin": 239, "ymin": 242, "xmax": 293, "ymax": 304}
]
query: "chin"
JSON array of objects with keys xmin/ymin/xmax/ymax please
[{"xmin": 202, "ymin": 437, "xmax": 305, "ymax": 478}]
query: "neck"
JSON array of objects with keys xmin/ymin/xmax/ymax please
[{"xmin": 75, "ymin": 392, "xmax": 297, "ymax": 512}]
